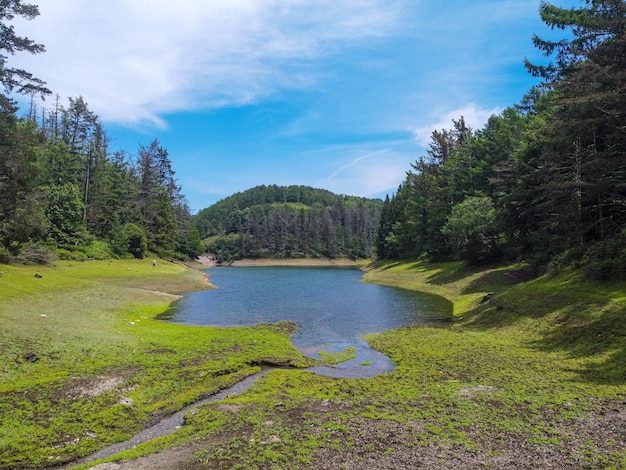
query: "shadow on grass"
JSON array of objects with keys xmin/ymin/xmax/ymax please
[
  {"xmin": 420, "ymin": 261, "xmax": 540, "ymax": 293},
  {"xmin": 461, "ymin": 275, "xmax": 626, "ymax": 385},
  {"xmin": 531, "ymin": 308, "xmax": 626, "ymax": 385},
  {"xmin": 461, "ymin": 266, "xmax": 540, "ymax": 295},
  {"xmin": 421, "ymin": 261, "xmax": 474, "ymax": 285},
  {"xmin": 368, "ymin": 260, "xmax": 408, "ymax": 271},
  {"xmin": 414, "ymin": 291, "xmax": 455, "ymax": 323}
]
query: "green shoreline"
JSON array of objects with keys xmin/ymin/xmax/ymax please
[{"xmin": 1, "ymin": 258, "xmax": 625, "ymax": 469}]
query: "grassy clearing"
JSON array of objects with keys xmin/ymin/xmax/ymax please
[
  {"xmin": 2, "ymin": 259, "xmax": 626, "ymax": 469},
  {"xmin": 0, "ymin": 259, "xmax": 311, "ymax": 469}
]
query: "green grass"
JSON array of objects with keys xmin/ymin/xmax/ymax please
[
  {"xmin": 2, "ymin": 258, "xmax": 626, "ymax": 469},
  {"xmin": 0, "ymin": 259, "xmax": 311, "ymax": 468}
]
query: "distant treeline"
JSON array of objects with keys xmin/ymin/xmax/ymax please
[
  {"xmin": 194, "ymin": 185, "xmax": 382, "ymax": 261},
  {"xmin": 375, "ymin": 1, "xmax": 626, "ymax": 279}
]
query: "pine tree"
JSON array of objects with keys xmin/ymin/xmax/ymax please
[
  {"xmin": 525, "ymin": 0, "xmax": 626, "ymax": 251},
  {"xmin": 0, "ymin": 0, "xmax": 50, "ymax": 96}
]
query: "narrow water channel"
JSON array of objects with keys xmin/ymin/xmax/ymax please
[{"xmin": 63, "ymin": 370, "xmax": 273, "ymax": 468}]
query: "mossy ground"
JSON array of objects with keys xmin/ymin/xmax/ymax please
[
  {"xmin": 0, "ymin": 259, "xmax": 309, "ymax": 469},
  {"xmin": 1, "ymin": 259, "xmax": 626, "ymax": 469}
]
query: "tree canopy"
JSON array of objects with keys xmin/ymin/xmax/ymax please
[
  {"xmin": 0, "ymin": 2, "xmax": 205, "ymax": 262},
  {"xmin": 0, "ymin": 0, "xmax": 49, "ymax": 95},
  {"xmin": 376, "ymin": 0, "xmax": 626, "ymax": 278}
]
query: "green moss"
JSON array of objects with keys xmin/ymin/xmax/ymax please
[{"xmin": 318, "ymin": 347, "xmax": 357, "ymax": 365}]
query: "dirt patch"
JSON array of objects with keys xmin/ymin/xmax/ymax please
[
  {"xmin": 90, "ymin": 442, "xmax": 204, "ymax": 470},
  {"xmin": 216, "ymin": 403, "xmax": 244, "ymax": 414},
  {"xmin": 457, "ymin": 385, "xmax": 501, "ymax": 399},
  {"xmin": 54, "ymin": 369, "xmax": 140, "ymax": 402},
  {"xmin": 68, "ymin": 376, "xmax": 124, "ymax": 398},
  {"xmin": 196, "ymin": 256, "xmax": 217, "ymax": 267}
]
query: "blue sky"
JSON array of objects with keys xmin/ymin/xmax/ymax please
[{"xmin": 13, "ymin": 0, "xmax": 578, "ymax": 212}]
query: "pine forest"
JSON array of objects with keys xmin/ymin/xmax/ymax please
[{"xmin": 376, "ymin": 1, "xmax": 626, "ymax": 279}]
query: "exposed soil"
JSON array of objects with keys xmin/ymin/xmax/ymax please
[
  {"xmin": 58, "ymin": 367, "xmax": 625, "ymax": 470},
  {"xmin": 24, "ymin": 259, "xmax": 622, "ymax": 469},
  {"xmin": 83, "ymin": 395, "xmax": 626, "ymax": 470}
]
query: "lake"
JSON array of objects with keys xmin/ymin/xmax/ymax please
[{"xmin": 162, "ymin": 266, "xmax": 451, "ymax": 378}]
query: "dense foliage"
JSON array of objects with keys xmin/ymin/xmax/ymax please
[
  {"xmin": 0, "ymin": 2, "xmax": 202, "ymax": 262},
  {"xmin": 376, "ymin": 0, "xmax": 626, "ymax": 279},
  {"xmin": 194, "ymin": 185, "xmax": 382, "ymax": 261}
]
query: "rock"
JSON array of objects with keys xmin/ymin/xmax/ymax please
[
  {"xmin": 34, "ymin": 273, "xmax": 43, "ymax": 278},
  {"xmin": 261, "ymin": 435, "xmax": 281, "ymax": 444},
  {"xmin": 24, "ymin": 352, "xmax": 39, "ymax": 362},
  {"xmin": 118, "ymin": 397, "xmax": 134, "ymax": 406}
]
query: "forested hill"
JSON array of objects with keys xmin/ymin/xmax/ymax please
[{"xmin": 193, "ymin": 185, "xmax": 383, "ymax": 262}]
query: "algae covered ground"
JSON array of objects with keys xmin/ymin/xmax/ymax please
[{"xmin": 1, "ymin": 259, "xmax": 626, "ymax": 469}]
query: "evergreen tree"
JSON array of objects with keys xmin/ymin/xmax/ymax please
[
  {"xmin": 0, "ymin": 0, "xmax": 49, "ymax": 96},
  {"xmin": 194, "ymin": 185, "xmax": 382, "ymax": 260},
  {"xmin": 44, "ymin": 183, "xmax": 88, "ymax": 247},
  {"xmin": 0, "ymin": 110, "xmax": 46, "ymax": 250},
  {"xmin": 523, "ymin": 0, "xmax": 626, "ymax": 257},
  {"xmin": 0, "ymin": 1, "xmax": 48, "ymax": 253}
]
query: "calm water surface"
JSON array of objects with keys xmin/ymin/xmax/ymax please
[{"xmin": 163, "ymin": 266, "xmax": 450, "ymax": 378}]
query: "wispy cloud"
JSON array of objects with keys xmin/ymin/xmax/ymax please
[
  {"xmin": 410, "ymin": 104, "xmax": 501, "ymax": 147},
  {"xmin": 323, "ymin": 155, "xmax": 409, "ymax": 198},
  {"xmin": 327, "ymin": 151, "xmax": 384, "ymax": 180},
  {"xmin": 8, "ymin": 0, "xmax": 554, "ymax": 210},
  {"xmin": 13, "ymin": 0, "xmax": 407, "ymax": 125}
]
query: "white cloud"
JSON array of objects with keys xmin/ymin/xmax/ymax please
[
  {"xmin": 12, "ymin": 0, "xmax": 407, "ymax": 126},
  {"xmin": 410, "ymin": 104, "xmax": 501, "ymax": 147}
]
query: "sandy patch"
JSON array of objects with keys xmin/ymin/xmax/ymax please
[
  {"xmin": 195, "ymin": 256, "xmax": 216, "ymax": 267},
  {"xmin": 227, "ymin": 258, "xmax": 359, "ymax": 267},
  {"xmin": 68, "ymin": 375, "xmax": 124, "ymax": 398}
]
